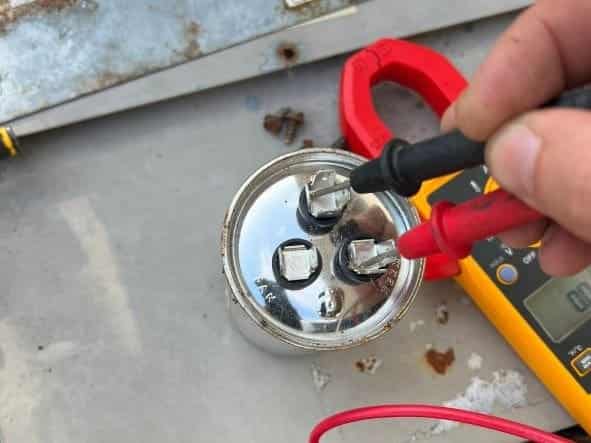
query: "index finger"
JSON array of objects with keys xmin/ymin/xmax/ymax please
[{"xmin": 449, "ymin": 0, "xmax": 591, "ymax": 141}]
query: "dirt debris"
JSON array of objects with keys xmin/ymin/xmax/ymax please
[
  {"xmin": 181, "ymin": 20, "xmax": 201, "ymax": 59},
  {"xmin": 467, "ymin": 352, "xmax": 483, "ymax": 371},
  {"xmin": 263, "ymin": 111, "xmax": 286, "ymax": 136},
  {"xmin": 0, "ymin": 0, "xmax": 82, "ymax": 32},
  {"xmin": 263, "ymin": 107, "xmax": 305, "ymax": 145},
  {"xmin": 311, "ymin": 365, "xmax": 331, "ymax": 392},
  {"xmin": 283, "ymin": 111, "xmax": 304, "ymax": 145},
  {"xmin": 182, "ymin": 40, "xmax": 201, "ymax": 59},
  {"xmin": 435, "ymin": 301, "xmax": 449, "ymax": 324},
  {"xmin": 355, "ymin": 356, "xmax": 383, "ymax": 375},
  {"xmin": 186, "ymin": 20, "xmax": 200, "ymax": 36},
  {"xmin": 300, "ymin": 139, "xmax": 314, "ymax": 149}
]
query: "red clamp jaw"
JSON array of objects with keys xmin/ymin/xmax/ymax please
[
  {"xmin": 340, "ymin": 39, "xmax": 468, "ymax": 279},
  {"xmin": 340, "ymin": 38, "xmax": 467, "ymax": 158}
]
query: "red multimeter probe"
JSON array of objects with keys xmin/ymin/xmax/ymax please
[{"xmin": 335, "ymin": 38, "xmax": 591, "ymax": 436}]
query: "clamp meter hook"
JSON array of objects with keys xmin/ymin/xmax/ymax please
[{"xmin": 340, "ymin": 38, "xmax": 467, "ymax": 159}]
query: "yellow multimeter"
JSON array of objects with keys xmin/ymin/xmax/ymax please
[{"xmin": 412, "ymin": 166, "xmax": 591, "ymax": 433}]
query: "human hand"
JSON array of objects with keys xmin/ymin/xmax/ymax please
[{"xmin": 442, "ymin": 0, "xmax": 591, "ymax": 276}]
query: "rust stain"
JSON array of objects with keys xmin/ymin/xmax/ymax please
[
  {"xmin": 355, "ymin": 356, "xmax": 382, "ymax": 374},
  {"xmin": 276, "ymin": 41, "xmax": 299, "ymax": 66},
  {"xmin": 425, "ymin": 348, "xmax": 455, "ymax": 375},
  {"xmin": 95, "ymin": 70, "xmax": 127, "ymax": 89},
  {"xmin": 181, "ymin": 20, "xmax": 201, "ymax": 60},
  {"xmin": 283, "ymin": 110, "xmax": 304, "ymax": 145},
  {"xmin": 186, "ymin": 20, "xmax": 200, "ymax": 36},
  {"xmin": 300, "ymin": 139, "xmax": 314, "ymax": 149},
  {"xmin": 0, "ymin": 0, "xmax": 82, "ymax": 32},
  {"xmin": 372, "ymin": 262, "xmax": 401, "ymax": 298},
  {"xmin": 263, "ymin": 107, "xmax": 306, "ymax": 146},
  {"xmin": 182, "ymin": 40, "xmax": 201, "ymax": 59},
  {"xmin": 89, "ymin": 64, "xmax": 157, "ymax": 91},
  {"xmin": 263, "ymin": 113, "xmax": 284, "ymax": 135}
]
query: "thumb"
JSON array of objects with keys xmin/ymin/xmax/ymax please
[{"xmin": 485, "ymin": 109, "xmax": 591, "ymax": 243}]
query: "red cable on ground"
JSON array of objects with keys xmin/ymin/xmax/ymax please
[{"xmin": 310, "ymin": 404, "xmax": 574, "ymax": 443}]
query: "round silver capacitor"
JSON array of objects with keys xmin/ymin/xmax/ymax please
[{"xmin": 222, "ymin": 148, "xmax": 424, "ymax": 354}]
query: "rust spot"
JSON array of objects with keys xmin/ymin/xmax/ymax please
[
  {"xmin": 300, "ymin": 139, "xmax": 314, "ymax": 149},
  {"xmin": 425, "ymin": 348, "xmax": 455, "ymax": 375},
  {"xmin": 283, "ymin": 111, "xmax": 304, "ymax": 145},
  {"xmin": 263, "ymin": 107, "xmax": 306, "ymax": 145},
  {"xmin": 181, "ymin": 20, "xmax": 201, "ymax": 60},
  {"xmin": 263, "ymin": 114, "xmax": 285, "ymax": 135},
  {"xmin": 0, "ymin": 0, "xmax": 83, "ymax": 33},
  {"xmin": 372, "ymin": 262, "xmax": 401, "ymax": 298},
  {"xmin": 183, "ymin": 40, "xmax": 201, "ymax": 59},
  {"xmin": 186, "ymin": 20, "xmax": 200, "ymax": 36},
  {"xmin": 89, "ymin": 64, "xmax": 157, "ymax": 91},
  {"xmin": 95, "ymin": 70, "xmax": 127, "ymax": 89},
  {"xmin": 355, "ymin": 356, "xmax": 382, "ymax": 374},
  {"xmin": 277, "ymin": 42, "xmax": 299, "ymax": 65}
]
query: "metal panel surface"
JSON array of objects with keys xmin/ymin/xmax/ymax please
[
  {"xmin": 0, "ymin": 0, "xmax": 355, "ymax": 122},
  {"xmin": 11, "ymin": 0, "xmax": 532, "ymax": 135}
]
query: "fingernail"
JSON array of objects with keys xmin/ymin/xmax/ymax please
[{"xmin": 486, "ymin": 123, "xmax": 541, "ymax": 198}]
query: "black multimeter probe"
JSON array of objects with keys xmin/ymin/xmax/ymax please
[{"xmin": 349, "ymin": 87, "xmax": 591, "ymax": 197}]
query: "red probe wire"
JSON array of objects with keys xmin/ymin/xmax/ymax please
[{"xmin": 309, "ymin": 404, "xmax": 574, "ymax": 443}]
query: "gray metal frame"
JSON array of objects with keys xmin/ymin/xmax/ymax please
[{"xmin": 11, "ymin": 0, "xmax": 531, "ymax": 135}]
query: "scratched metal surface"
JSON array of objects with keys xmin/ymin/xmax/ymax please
[
  {"xmin": 0, "ymin": 0, "xmax": 355, "ymax": 122},
  {"xmin": 0, "ymin": 12, "xmax": 573, "ymax": 443},
  {"xmin": 10, "ymin": 0, "xmax": 532, "ymax": 135}
]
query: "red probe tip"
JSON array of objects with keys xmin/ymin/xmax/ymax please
[
  {"xmin": 398, "ymin": 202, "xmax": 471, "ymax": 260},
  {"xmin": 398, "ymin": 191, "xmax": 543, "ymax": 260}
]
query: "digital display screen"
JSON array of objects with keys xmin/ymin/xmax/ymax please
[{"xmin": 525, "ymin": 268, "xmax": 591, "ymax": 343}]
